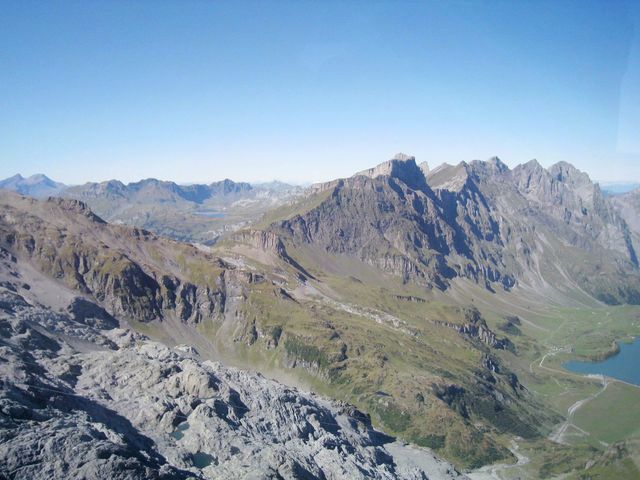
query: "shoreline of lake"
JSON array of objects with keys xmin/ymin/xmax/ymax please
[{"xmin": 563, "ymin": 337, "xmax": 640, "ymax": 386}]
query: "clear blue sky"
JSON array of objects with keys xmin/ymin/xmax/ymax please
[{"xmin": 1, "ymin": 0, "xmax": 639, "ymax": 184}]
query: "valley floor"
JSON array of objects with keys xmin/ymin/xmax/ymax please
[{"xmin": 469, "ymin": 300, "xmax": 640, "ymax": 479}]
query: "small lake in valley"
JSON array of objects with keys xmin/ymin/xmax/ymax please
[
  {"xmin": 193, "ymin": 211, "xmax": 226, "ymax": 218},
  {"xmin": 563, "ymin": 338, "xmax": 640, "ymax": 386}
]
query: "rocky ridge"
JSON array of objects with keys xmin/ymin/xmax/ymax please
[
  {"xmin": 0, "ymin": 246, "xmax": 465, "ymax": 480},
  {"xmin": 268, "ymin": 155, "xmax": 640, "ymax": 304},
  {"xmin": 0, "ymin": 193, "xmax": 269, "ymax": 328},
  {"xmin": 435, "ymin": 307, "xmax": 514, "ymax": 351}
]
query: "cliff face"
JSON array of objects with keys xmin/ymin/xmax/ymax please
[
  {"xmin": 270, "ymin": 156, "xmax": 640, "ymax": 304},
  {"xmin": 436, "ymin": 307, "xmax": 514, "ymax": 351},
  {"xmin": 512, "ymin": 160, "xmax": 636, "ymax": 258},
  {"xmin": 232, "ymin": 229, "xmax": 289, "ymax": 257},
  {"xmin": 278, "ymin": 178, "xmax": 458, "ymax": 288},
  {"xmin": 355, "ymin": 153, "xmax": 430, "ymax": 191}
]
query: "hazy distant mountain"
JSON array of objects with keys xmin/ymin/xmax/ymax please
[
  {"xmin": 0, "ymin": 173, "xmax": 66, "ymax": 197},
  {"xmin": 61, "ymin": 178, "xmax": 303, "ymax": 243},
  {"xmin": 601, "ymin": 182, "xmax": 640, "ymax": 195},
  {"xmin": 0, "ymin": 173, "xmax": 304, "ymax": 243},
  {"xmin": 65, "ymin": 177, "xmax": 253, "ymax": 205},
  {"xmin": 253, "ymin": 180, "xmax": 303, "ymax": 192}
]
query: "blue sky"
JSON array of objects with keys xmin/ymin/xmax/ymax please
[{"xmin": 1, "ymin": 0, "xmax": 639, "ymax": 184}]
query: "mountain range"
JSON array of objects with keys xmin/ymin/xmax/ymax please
[
  {"xmin": 0, "ymin": 173, "xmax": 66, "ymax": 197},
  {"xmin": 267, "ymin": 155, "xmax": 639, "ymax": 304},
  {"xmin": 1, "ymin": 155, "xmax": 640, "ymax": 478},
  {"xmin": 0, "ymin": 175, "xmax": 303, "ymax": 244}
]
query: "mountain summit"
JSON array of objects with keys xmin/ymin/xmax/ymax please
[
  {"xmin": 270, "ymin": 155, "xmax": 640, "ymax": 304},
  {"xmin": 355, "ymin": 153, "xmax": 427, "ymax": 190},
  {"xmin": 0, "ymin": 173, "xmax": 66, "ymax": 198}
]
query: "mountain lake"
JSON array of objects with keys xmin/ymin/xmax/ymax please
[{"xmin": 564, "ymin": 338, "xmax": 640, "ymax": 386}]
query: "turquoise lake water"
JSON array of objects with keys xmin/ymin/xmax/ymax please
[
  {"xmin": 193, "ymin": 211, "xmax": 226, "ymax": 218},
  {"xmin": 563, "ymin": 338, "xmax": 640, "ymax": 386}
]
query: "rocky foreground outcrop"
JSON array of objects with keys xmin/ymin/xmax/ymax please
[{"xmin": 0, "ymin": 259, "xmax": 466, "ymax": 479}]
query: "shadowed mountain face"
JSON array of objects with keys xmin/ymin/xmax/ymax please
[
  {"xmin": 0, "ymin": 174, "xmax": 66, "ymax": 198},
  {"xmin": 269, "ymin": 155, "xmax": 640, "ymax": 305}
]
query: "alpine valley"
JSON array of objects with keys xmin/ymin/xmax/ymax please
[{"xmin": 2, "ymin": 154, "xmax": 640, "ymax": 479}]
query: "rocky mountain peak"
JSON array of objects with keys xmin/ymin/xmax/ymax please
[
  {"xmin": 45, "ymin": 196, "xmax": 107, "ymax": 224},
  {"xmin": 522, "ymin": 159, "xmax": 543, "ymax": 171},
  {"xmin": 488, "ymin": 156, "xmax": 509, "ymax": 172},
  {"xmin": 512, "ymin": 159, "xmax": 552, "ymax": 194},
  {"xmin": 129, "ymin": 178, "xmax": 172, "ymax": 189},
  {"xmin": 104, "ymin": 179, "xmax": 126, "ymax": 189},
  {"xmin": 547, "ymin": 161, "xmax": 596, "ymax": 208},
  {"xmin": 548, "ymin": 161, "xmax": 592, "ymax": 187},
  {"xmin": 354, "ymin": 153, "xmax": 427, "ymax": 190},
  {"xmin": 26, "ymin": 173, "xmax": 56, "ymax": 185},
  {"xmin": 210, "ymin": 178, "xmax": 253, "ymax": 195},
  {"xmin": 426, "ymin": 162, "xmax": 469, "ymax": 191},
  {"xmin": 391, "ymin": 152, "xmax": 415, "ymax": 162},
  {"xmin": 469, "ymin": 157, "xmax": 510, "ymax": 177}
]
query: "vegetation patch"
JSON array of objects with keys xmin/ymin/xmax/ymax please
[{"xmin": 284, "ymin": 336, "xmax": 330, "ymax": 370}]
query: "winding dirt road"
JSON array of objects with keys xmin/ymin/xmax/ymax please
[{"xmin": 549, "ymin": 374, "xmax": 609, "ymax": 444}]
